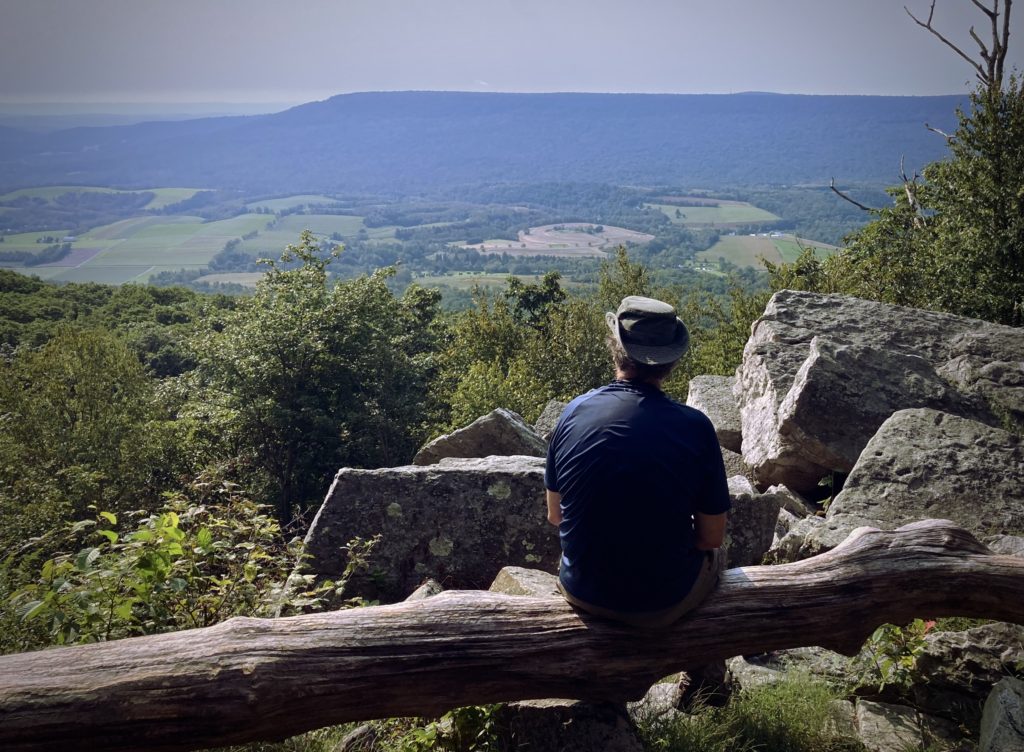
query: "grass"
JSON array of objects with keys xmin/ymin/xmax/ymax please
[
  {"xmin": 0, "ymin": 185, "xmax": 203, "ymax": 210},
  {"xmin": 635, "ymin": 672, "xmax": 864, "ymax": 752},
  {"xmin": 698, "ymin": 234, "xmax": 838, "ymax": 269},
  {"xmin": 194, "ymin": 272, "xmax": 265, "ymax": 287},
  {"xmin": 4, "ymin": 214, "xmax": 268, "ymax": 284},
  {"xmin": 646, "ymin": 202, "xmax": 780, "ymax": 226},
  {"xmin": 236, "ymin": 215, "xmax": 376, "ymax": 256},
  {"xmin": 417, "ymin": 273, "xmax": 550, "ymax": 290},
  {"xmin": 0, "ymin": 230, "xmax": 71, "ymax": 251}
]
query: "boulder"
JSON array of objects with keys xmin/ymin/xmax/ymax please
[
  {"xmin": 413, "ymin": 408, "xmax": 547, "ymax": 465},
  {"xmin": 627, "ymin": 681, "xmax": 684, "ymax": 723},
  {"xmin": 497, "ymin": 699, "xmax": 644, "ymax": 752},
  {"xmin": 724, "ymin": 476, "xmax": 785, "ymax": 567},
  {"xmin": 734, "ymin": 290, "xmax": 1023, "ymax": 492},
  {"xmin": 912, "ymin": 622, "xmax": 1024, "ymax": 728},
  {"xmin": 534, "ymin": 399, "xmax": 568, "ymax": 442},
  {"xmin": 687, "ymin": 375, "xmax": 742, "ymax": 452},
  {"xmin": 986, "ymin": 535, "xmax": 1024, "ymax": 558},
  {"xmin": 489, "ymin": 566, "xmax": 560, "ymax": 598},
  {"xmin": 855, "ymin": 700, "xmax": 922, "ymax": 752},
  {"xmin": 721, "ymin": 447, "xmax": 755, "ymax": 483},
  {"xmin": 980, "ymin": 677, "xmax": 1024, "ymax": 752},
  {"xmin": 804, "ymin": 408, "xmax": 1024, "ymax": 553},
  {"xmin": 404, "ymin": 579, "xmax": 444, "ymax": 601},
  {"xmin": 303, "ymin": 455, "xmax": 557, "ymax": 602}
]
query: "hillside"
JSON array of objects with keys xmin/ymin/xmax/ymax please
[{"xmin": 0, "ymin": 92, "xmax": 963, "ymax": 194}]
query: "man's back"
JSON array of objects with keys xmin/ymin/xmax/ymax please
[{"xmin": 545, "ymin": 379, "xmax": 730, "ymax": 613}]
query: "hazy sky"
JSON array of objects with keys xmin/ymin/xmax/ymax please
[{"xmin": 1, "ymin": 0, "xmax": 1021, "ymax": 107}]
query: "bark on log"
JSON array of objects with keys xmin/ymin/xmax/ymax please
[{"xmin": 2, "ymin": 519, "xmax": 1023, "ymax": 752}]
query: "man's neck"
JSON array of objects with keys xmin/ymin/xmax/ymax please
[{"xmin": 614, "ymin": 369, "xmax": 665, "ymax": 390}]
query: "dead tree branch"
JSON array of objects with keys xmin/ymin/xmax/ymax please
[
  {"xmin": 905, "ymin": 0, "xmax": 1012, "ymax": 88},
  {"xmin": 1, "ymin": 520, "xmax": 1023, "ymax": 752},
  {"xmin": 830, "ymin": 178, "xmax": 876, "ymax": 211}
]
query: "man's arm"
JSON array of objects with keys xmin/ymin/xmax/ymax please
[
  {"xmin": 546, "ymin": 490, "xmax": 562, "ymax": 526},
  {"xmin": 694, "ymin": 512, "xmax": 727, "ymax": 550}
]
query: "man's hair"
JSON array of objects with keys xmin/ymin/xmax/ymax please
[{"xmin": 606, "ymin": 334, "xmax": 678, "ymax": 382}]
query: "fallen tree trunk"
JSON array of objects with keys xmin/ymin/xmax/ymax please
[{"xmin": 1, "ymin": 519, "xmax": 1023, "ymax": 752}]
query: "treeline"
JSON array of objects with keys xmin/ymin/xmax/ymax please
[{"xmin": 0, "ymin": 190, "xmax": 155, "ymax": 234}]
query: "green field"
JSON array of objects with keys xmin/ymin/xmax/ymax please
[
  {"xmin": 245, "ymin": 195, "xmax": 340, "ymax": 212},
  {"xmin": 416, "ymin": 272, "xmax": 585, "ymax": 291},
  {"xmin": 647, "ymin": 202, "xmax": 780, "ymax": 226},
  {"xmin": 193, "ymin": 272, "xmax": 264, "ymax": 287},
  {"xmin": 0, "ymin": 185, "xmax": 204, "ymax": 210},
  {"xmin": 0, "ymin": 229, "xmax": 71, "ymax": 251},
  {"xmin": 3, "ymin": 214, "xmax": 268, "ymax": 284},
  {"xmin": 236, "ymin": 215, "xmax": 399, "ymax": 255},
  {"xmin": 697, "ymin": 234, "xmax": 838, "ymax": 269}
]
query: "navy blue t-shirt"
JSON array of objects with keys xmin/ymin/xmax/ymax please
[{"xmin": 545, "ymin": 380, "xmax": 731, "ymax": 612}]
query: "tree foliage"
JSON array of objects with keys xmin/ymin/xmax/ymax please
[{"xmin": 188, "ymin": 232, "xmax": 441, "ymax": 522}]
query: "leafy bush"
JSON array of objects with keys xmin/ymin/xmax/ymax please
[{"xmin": 3, "ymin": 477, "xmax": 375, "ymax": 653}]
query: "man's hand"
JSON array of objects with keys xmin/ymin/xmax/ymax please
[
  {"xmin": 546, "ymin": 490, "xmax": 562, "ymax": 526},
  {"xmin": 694, "ymin": 511, "xmax": 727, "ymax": 550}
]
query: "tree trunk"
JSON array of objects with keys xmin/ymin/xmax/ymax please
[{"xmin": 1, "ymin": 520, "xmax": 1022, "ymax": 752}]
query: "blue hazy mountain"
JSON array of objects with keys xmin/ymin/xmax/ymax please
[{"xmin": 0, "ymin": 91, "xmax": 965, "ymax": 193}]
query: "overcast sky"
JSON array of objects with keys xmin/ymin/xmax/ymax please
[{"xmin": 1, "ymin": 0, "xmax": 1021, "ymax": 108}]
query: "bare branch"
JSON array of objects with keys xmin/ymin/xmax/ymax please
[
  {"xmin": 905, "ymin": 2, "xmax": 989, "ymax": 83},
  {"xmin": 924, "ymin": 123, "xmax": 954, "ymax": 140},
  {"xmin": 971, "ymin": 0, "xmax": 997, "ymax": 20},
  {"xmin": 830, "ymin": 178, "xmax": 875, "ymax": 212}
]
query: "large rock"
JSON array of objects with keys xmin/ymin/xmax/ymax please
[
  {"xmin": 980, "ymin": 677, "xmax": 1024, "ymax": 752},
  {"xmin": 497, "ymin": 699, "xmax": 644, "ymax": 752},
  {"xmin": 687, "ymin": 375, "xmax": 742, "ymax": 452},
  {"xmin": 534, "ymin": 399, "xmax": 568, "ymax": 442},
  {"xmin": 303, "ymin": 455, "xmax": 557, "ymax": 602},
  {"xmin": 724, "ymin": 476, "xmax": 785, "ymax": 567},
  {"xmin": 734, "ymin": 290, "xmax": 1023, "ymax": 492},
  {"xmin": 912, "ymin": 622, "xmax": 1024, "ymax": 728},
  {"xmin": 489, "ymin": 566, "xmax": 560, "ymax": 597},
  {"xmin": 413, "ymin": 408, "xmax": 547, "ymax": 465},
  {"xmin": 804, "ymin": 408, "xmax": 1024, "ymax": 552},
  {"xmin": 721, "ymin": 447, "xmax": 755, "ymax": 483},
  {"xmin": 855, "ymin": 700, "xmax": 923, "ymax": 752}
]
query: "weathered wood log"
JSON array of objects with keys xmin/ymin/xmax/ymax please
[{"xmin": 1, "ymin": 519, "xmax": 1023, "ymax": 752}]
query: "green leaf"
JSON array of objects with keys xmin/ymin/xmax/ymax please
[
  {"xmin": 97, "ymin": 529, "xmax": 119, "ymax": 544},
  {"xmin": 99, "ymin": 511, "xmax": 117, "ymax": 525},
  {"xmin": 74, "ymin": 547, "xmax": 101, "ymax": 572},
  {"xmin": 19, "ymin": 599, "xmax": 47, "ymax": 621}
]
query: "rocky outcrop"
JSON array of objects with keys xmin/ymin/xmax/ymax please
[
  {"xmin": 687, "ymin": 375, "xmax": 742, "ymax": 452},
  {"xmin": 721, "ymin": 447, "xmax": 755, "ymax": 483},
  {"xmin": 804, "ymin": 408, "xmax": 1024, "ymax": 552},
  {"xmin": 734, "ymin": 290, "xmax": 1024, "ymax": 492},
  {"xmin": 303, "ymin": 455, "xmax": 557, "ymax": 602},
  {"xmin": 912, "ymin": 622, "xmax": 1024, "ymax": 728},
  {"xmin": 724, "ymin": 476, "xmax": 785, "ymax": 567},
  {"xmin": 413, "ymin": 408, "xmax": 547, "ymax": 465},
  {"xmin": 534, "ymin": 399, "xmax": 568, "ymax": 442},
  {"xmin": 489, "ymin": 566, "xmax": 560, "ymax": 598},
  {"xmin": 980, "ymin": 677, "xmax": 1024, "ymax": 752}
]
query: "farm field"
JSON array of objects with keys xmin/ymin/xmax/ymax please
[
  {"xmin": 464, "ymin": 223, "xmax": 652, "ymax": 258},
  {"xmin": 415, "ymin": 272, "xmax": 585, "ymax": 291},
  {"xmin": 193, "ymin": 272, "xmax": 264, "ymax": 288},
  {"xmin": 0, "ymin": 229, "xmax": 71, "ymax": 250},
  {"xmin": 244, "ymin": 195, "xmax": 341, "ymax": 212},
  {"xmin": 1, "ymin": 213, "xmax": 267, "ymax": 284},
  {"xmin": 234, "ymin": 214, "xmax": 395, "ymax": 256},
  {"xmin": 0, "ymin": 185, "xmax": 204, "ymax": 210},
  {"xmin": 697, "ymin": 234, "xmax": 839, "ymax": 268},
  {"xmin": 647, "ymin": 200, "xmax": 780, "ymax": 227}
]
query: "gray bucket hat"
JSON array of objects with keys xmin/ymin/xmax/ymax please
[{"xmin": 606, "ymin": 295, "xmax": 689, "ymax": 365}]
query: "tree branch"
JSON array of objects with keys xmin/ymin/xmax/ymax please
[
  {"xmin": 905, "ymin": 2, "xmax": 989, "ymax": 83},
  {"xmin": 830, "ymin": 178, "xmax": 875, "ymax": 212},
  {"xmin": 1, "ymin": 520, "xmax": 1023, "ymax": 752}
]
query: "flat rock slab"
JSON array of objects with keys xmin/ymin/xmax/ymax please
[
  {"xmin": 534, "ymin": 399, "xmax": 568, "ymax": 442},
  {"xmin": 735, "ymin": 290, "xmax": 1024, "ymax": 492},
  {"xmin": 413, "ymin": 408, "xmax": 546, "ymax": 465},
  {"xmin": 806, "ymin": 408, "xmax": 1024, "ymax": 552},
  {"xmin": 855, "ymin": 701, "xmax": 923, "ymax": 752},
  {"xmin": 687, "ymin": 375, "xmax": 742, "ymax": 452},
  {"xmin": 489, "ymin": 566, "xmax": 560, "ymax": 598},
  {"xmin": 303, "ymin": 455, "xmax": 556, "ymax": 602}
]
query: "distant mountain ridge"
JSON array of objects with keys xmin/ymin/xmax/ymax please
[{"xmin": 0, "ymin": 91, "xmax": 965, "ymax": 194}]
